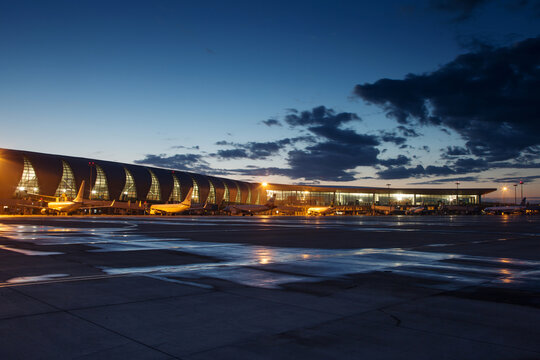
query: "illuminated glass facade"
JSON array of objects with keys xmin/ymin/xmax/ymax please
[
  {"xmin": 192, "ymin": 178, "xmax": 200, "ymax": 203},
  {"xmin": 267, "ymin": 190, "xmax": 335, "ymax": 206},
  {"xmin": 121, "ymin": 168, "xmax": 137, "ymax": 201},
  {"xmin": 207, "ymin": 180, "xmax": 216, "ymax": 204},
  {"xmin": 169, "ymin": 174, "xmax": 182, "ymax": 203},
  {"xmin": 255, "ymin": 190, "xmax": 260, "ymax": 205},
  {"xmin": 223, "ymin": 182, "xmax": 230, "ymax": 202},
  {"xmin": 336, "ymin": 192, "xmax": 372, "ymax": 205},
  {"xmin": 267, "ymin": 189, "xmax": 480, "ymax": 206},
  {"xmin": 55, "ymin": 161, "xmax": 77, "ymax": 199},
  {"xmin": 92, "ymin": 164, "xmax": 109, "ymax": 200},
  {"xmin": 414, "ymin": 194, "xmax": 478, "ymax": 205},
  {"xmin": 146, "ymin": 170, "xmax": 161, "ymax": 201},
  {"xmin": 14, "ymin": 157, "xmax": 40, "ymax": 196},
  {"xmin": 235, "ymin": 183, "xmax": 241, "ymax": 203},
  {"xmin": 373, "ymin": 193, "xmax": 415, "ymax": 205},
  {"xmin": 246, "ymin": 187, "xmax": 252, "ymax": 204}
]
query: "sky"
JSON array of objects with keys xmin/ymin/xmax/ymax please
[{"xmin": 1, "ymin": 0, "xmax": 539, "ymax": 201}]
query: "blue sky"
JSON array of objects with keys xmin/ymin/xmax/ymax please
[{"xmin": 1, "ymin": 0, "xmax": 539, "ymax": 199}]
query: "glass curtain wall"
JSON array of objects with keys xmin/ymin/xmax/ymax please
[
  {"xmin": 336, "ymin": 192, "xmax": 372, "ymax": 205},
  {"xmin": 121, "ymin": 168, "xmax": 137, "ymax": 201},
  {"xmin": 92, "ymin": 165, "xmax": 109, "ymax": 200},
  {"xmin": 191, "ymin": 178, "xmax": 200, "ymax": 203},
  {"xmin": 235, "ymin": 183, "xmax": 241, "ymax": 203},
  {"xmin": 146, "ymin": 170, "xmax": 161, "ymax": 201},
  {"xmin": 54, "ymin": 160, "xmax": 77, "ymax": 199},
  {"xmin": 223, "ymin": 182, "xmax": 230, "ymax": 202},
  {"xmin": 169, "ymin": 174, "xmax": 182, "ymax": 203},
  {"xmin": 14, "ymin": 157, "xmax": 40, "ymax": 196},
  {"xmin": 207, "ymin": 180, "xmax": 216, "ymax": 204},
  {"xmin": 266, "ymin": 190, "xmax": 335, "ymax": 206}
]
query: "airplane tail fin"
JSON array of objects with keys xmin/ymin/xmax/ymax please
[
  {"xmin": 74, "ymin": 181, "xmax": 85, "ymax": 203},
  {"xmin": 520, "ymin": 197, "xmax": 527, "ymax": 206},
  {"xmin": 181, "ymin": 187, "xmax": 193, "ymax": 207}
]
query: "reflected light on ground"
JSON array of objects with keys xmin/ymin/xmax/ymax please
[{"xmin": 254, "ymin": 248, "xmax": 274, "ymax": 265}]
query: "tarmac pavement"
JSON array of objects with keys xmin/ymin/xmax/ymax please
[{"xmin": 0, "ymin": 215, "xmax": 538, "ymax": 359}]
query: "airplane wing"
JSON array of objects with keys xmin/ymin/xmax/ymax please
[
  {"xmin": 79, "ymin": 200, "xmax": 116, "ymax": 209},
  {"xmin": 17, "ymin": 203, "xmax": 47, "ymax": 210}
]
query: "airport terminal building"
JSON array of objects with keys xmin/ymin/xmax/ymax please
[{"xmin": 0, "ymin": 148, "xmax": 495, "ymax": 214}]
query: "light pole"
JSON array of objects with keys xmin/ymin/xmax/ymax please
[
  {"xmin": 502, "ymin": 186, "xmax": 508, "ymax": 205},
  {"xmin": 455, "ymin": 181, "xmax": 460, "ymax": 205},
  {"xmin": 513, "ymin": 184, "xmax": 517, "ymax": 205},
  {"xmin": 386, "ymin": 184, "xmax": 391, "ymax": 205},
  {"xmin": 520, "ymin": 180, "xmax": 524, "ymax": 200}
]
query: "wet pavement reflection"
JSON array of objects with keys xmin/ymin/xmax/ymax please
[{"xmin": 0, "ymin": 216, "xmax": 539, "ymax": 291}]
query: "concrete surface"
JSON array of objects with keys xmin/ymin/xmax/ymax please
[{"xmin": 0, "ymin": 215, "xmax": 538, "ymax": 359}]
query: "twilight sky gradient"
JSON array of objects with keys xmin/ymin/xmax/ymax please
[{"xmin": 1, "ymin": 0, "xmax": 539, "ymax": 200}]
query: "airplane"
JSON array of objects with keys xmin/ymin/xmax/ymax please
[
  {"xmin": 223, "ymin": 194, "xmax": 277, "ymax": 216},
  {"xmin": 20, "ymin": 181, "xmax": 115, "ymax": 214},
  {"xmin": 148, "ymin": 188, "xmax": 193, "ymax": 215},
  {"xmin": 371, "ymin": 204, "xmax": 402, "ymax": 215},
  {"xmin": 306, "ymin": 205, "xmax": 335, "ymax": 216},
  {"xmin": 483, "ymin": 198, "xmax": 527, "ymax": 215},
  {"xmin": 406, "ymin": 205, "xmax": 426, "ymax": 215}
]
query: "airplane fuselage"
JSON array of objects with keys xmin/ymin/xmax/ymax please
[
  {"xmin": 225, "ymin": 204, "xmax": 273, "ymax": 215},
  {"xmin": 372, "ymin": 205, "xmax": 398, "ymax": 214},
  {"xmin": 45, "ymin": 201, "xmax": 82, "ymax": 214},
  {"xmin": 483, "ymin": 206, "xmax": 524, "ymax": 214},
  {"xmin": 307, "ymin": 206, "xmax": 334, "ymax": 216},
  {"xmin": 149, "ymin": 203, "xmax": 190, "ymax": 215}
]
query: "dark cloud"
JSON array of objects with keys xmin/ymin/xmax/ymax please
[
  {"xmin": 310, "ymin": 125, "xmax": 379, "ymax": 146},
  {"xmin": 230, "ymin": 138, "xmax": 381, "ymax": 182},
  {"xmin": 454, "ymin": 158, "xmax": 489, "ymax": 172},
  {"xmin": 429, "ymin": 0, "xmax": 540, "ymax": 21},
  {"xmin": 213, "ymin": 137, "xmax": 313, "ymax": 160},
  {"xmin": 409, "ymin": 176, "xmax": 481, "ymax": 185},
  {"xmin": 377, "ymin": 164, "xmax": 456, "ymax": 179},
  {"xmin": 214, "ymin": 149, "xmax": 250, "ymax": 159},
  {"xmin": 444, "ymin": 146, "xmax": 469, "ymax": 156},
  {"xmin": 488, "ymin": 174, "xmax": 540, "ymax": 183},
  {"xmin": 491, "ymin": 161, "xmax": 540, "ymax": 169},
  {"xmin": 212, "ymin": 106, "xmax": 386, "ymax": 181},
  {"xmin": 280, "ymin": 108, "xmax": 381, "ymax": 180},
  {"xmin": 261, "ymin": 118, "xmax": 282, "ymax": 127},
  {"xmin": 134, "ymin": 153, "xmax": 218, "ymax": 174},
  {"xmin": 171, "ymin": 145, "xmax": 200, "ymax": 150},
  {"xmin": 380, "ymin": 131, "xmax": 407, "ymax": 145},
  {"xmin": 284, "ymin": 106, "xmax": 360, "ymax": 127},
  {"xmin": 429, "ymin": 0, "xmax": 489, "ymax": 21},
  {"xmin": 354, "ymin": 37, "xmax": 540, "ymax": 165},
  {"xmin": 379, "ymin": 155, "xmax": 411, "ymax": 167},
  {"xmin": 376, "ymin": 156, "xmax": 491, "ymax": 179},
  {"xmin": 397, "ymin": 126, "xmax": 421, "ymax": 137}
]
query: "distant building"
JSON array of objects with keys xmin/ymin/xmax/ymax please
[{"xmin": 0, "ymin": 148, "xmax": 495, "ymax": 213}]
